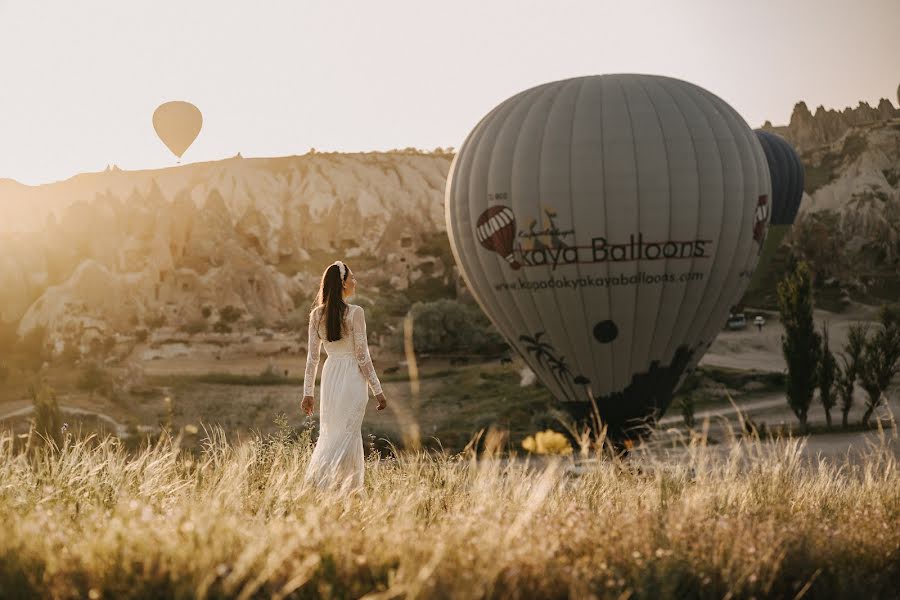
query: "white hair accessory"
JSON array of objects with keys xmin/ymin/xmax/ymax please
[{"xmin": 332, "ymin": 260, "xmax": 347, "ymax": 280}]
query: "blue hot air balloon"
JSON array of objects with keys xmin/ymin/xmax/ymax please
[
  {"xmin": 756, "ymin": 130, "xmax": 804, "ymax": 225},
  {"xmin": 746, "ymin": 130, "xmax": 805, "ymax": 292}
]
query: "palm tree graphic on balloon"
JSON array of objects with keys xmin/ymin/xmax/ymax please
[{"xmin": 520, "ymin": 331, "xmax": 591, "ymax": 402}]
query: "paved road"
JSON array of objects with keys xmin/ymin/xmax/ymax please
[{"xmin": 658, "ymin": 394, "xmax": 785, "ymax": 427}]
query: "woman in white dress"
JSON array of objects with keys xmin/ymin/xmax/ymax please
[{"xmin": 300, "ymin": 260, "xmax": 388, "ymax": 493}]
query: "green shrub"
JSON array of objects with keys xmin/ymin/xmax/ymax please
[
  {"xmin": 180, "ymin": 320, "xmax": 208, "ymax": 335},
  {"xmin": 146, "ymin": 314, "xmax": 167, "ymax": 329},
  {"xmin": 30, "ymin": 382, "xmax": 63, "ymax": 447},
  {"xmin": 77, "ymin": 361, "xmax": 113, "ymax": 399},
  {"xmin": 213, "ymin": 321, "xmax": 232, "ymax": 334},
  {"xmin": 407, "ymin": 299, "xmax": 505, "ymax": 355},
  {"xmin": 219, "ymin": 305, "xmax": 243, "ymax": 324}
]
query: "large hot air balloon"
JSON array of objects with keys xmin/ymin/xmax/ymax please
[
  {"xmin": 152, "ymin": 101, "xmax": 203, "ymax": 159},
  {"xmin": 746, "ymin": 130, "xmax": 805, "ymax": 292},
  {"xmin": 445, "ymin": 74, "xmax": 771, "ymax": 438}
]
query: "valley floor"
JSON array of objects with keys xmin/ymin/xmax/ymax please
[{"xmin": 1, "ymin": 304, "xmax": 896, "ymax": 457}]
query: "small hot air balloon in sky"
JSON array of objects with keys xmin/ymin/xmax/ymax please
[
  {"xmin": 152, "ymin": 101, "xmax": 203, "ymax": 159},
  {"xmin": 445, "ymin": 74, "xmax": 770, "ymax": 438},
  {"xmin": 746, "ymin": 130, "xmax": 805, "ymax": 292}
]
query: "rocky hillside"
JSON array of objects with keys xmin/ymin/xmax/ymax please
[
  {"xmin": 761, "ymin": 98, "xmax": 899, "ymax": 153},
  {"xmin": 0, "ymin": 152, "xmax": 456, "ymax": 356},
  {"xmin": 2, "ymin": 95, "xmax": 898, "ymax": 359},
  {"xmin": 750, "ymin": 99, "xmax": 900, "ymax": 308}
]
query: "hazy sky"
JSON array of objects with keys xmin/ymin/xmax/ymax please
[{"xmin": 1, "ymin": 0, "xmax": 897, "ymax": 185}]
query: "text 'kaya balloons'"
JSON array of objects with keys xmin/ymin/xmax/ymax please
[
  {"xmin": 445, "ymin": 74, "xmax": 771, "ymax": 436},
  {"xmin": 152, "ymin": 101, "xmax": 203, "ymax": 159},
  {"xmin": 747, "ymin": 130, "xmax": 805, "ymax": 291}
]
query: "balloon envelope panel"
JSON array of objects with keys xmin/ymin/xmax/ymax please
[{"xmin": 445, "ymin": 74, "xmax": 770, "ymax": 435}]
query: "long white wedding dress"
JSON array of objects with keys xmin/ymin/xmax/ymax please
[{"xmin": 303, "ymin": 303, "xmax": 383, "ymax": 492}]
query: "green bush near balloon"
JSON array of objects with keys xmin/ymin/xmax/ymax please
[
  {"xmin": 445, "ymin": 74, "xmax": 771, "ymax": 438},
  {"xmin": 405, "ymin": 299, "xmax": 507, "ymax": 355}
]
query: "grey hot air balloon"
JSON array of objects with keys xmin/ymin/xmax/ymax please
[
  {"xmin": 747, "ymin": 130, "xmax": 804, "ymax": 292},
  {"xmin": 445, "ymin": 74, "xmax": 771, "ymax": 438}
]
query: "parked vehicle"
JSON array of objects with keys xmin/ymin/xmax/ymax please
[{"xmin": 726, "ymin": 312, "xmax": 747, "ymax": 330}]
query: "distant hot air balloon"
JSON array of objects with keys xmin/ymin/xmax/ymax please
[
  {"xmin": 445, "ymin": 74, "xmax": 770, "ymax": 438},
  {"xmin": 152, "ymin": 101, "xmax": 203, "ymax": 159},
  {"xmin": 746, "ymin": 130, "xmax": 805, "ymax": 292}
]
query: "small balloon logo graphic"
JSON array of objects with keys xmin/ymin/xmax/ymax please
[{"xmin": 475, "ymin": 205, "xmax": 521, "ymax": 269}]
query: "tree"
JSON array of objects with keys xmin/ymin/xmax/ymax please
[
  {"xmin": 679, "ymin": 394, "xmax": 696, "ymax": 429},
  {"xmin": 776, "ymin": 261, "xmax": 822, "ymax": 431},
  {"xmin": 30, "ymin": 382, "xmax": 63, "ymax": 448},
  {"xmin": 219, "ymin": 305, "xmax": 243, "ymax": 324},
  {"xmin": 213, "ymin": 321, "xmax": 232, "ymax": 334},
  {"xmin": 146, "ymin": 314, "xmax": 167, "ymax": 329},
  {"xmin": 17, "ymin": 326, "xmax": 50, "ymax": 372},
  {"xmin": 836, "ymin": 323, "xmax": 867, "ymax": 428},
  {"xmin": 818, "ymin": 321, "xmax": 838, "ymax": 427},
  {"xmin": 180, "ymin": 320, "xmax": 208, "ymax": 335},
  {"xmin": 407, "ymin": 299, "xmax": 505, "ymax": 355},
  {"xmin": 858, "ymin": 305, "xmax": 900, "ymax": 427},
  {"xmin": 77, "ymin": 361, "xmax": 112, "ymax": 400}
]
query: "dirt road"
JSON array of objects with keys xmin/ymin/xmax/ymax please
[
  {"xmin": 699, "ymin": 304, "xmax": 880, "ymax": 372},
  {"xmin": 0, "ymin": 403, "xmax": 131, "ymax": 437}
]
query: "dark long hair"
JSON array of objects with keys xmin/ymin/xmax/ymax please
[{"xmin": 314, "ymin": 263, "xmax": 350, "ymax": 342}]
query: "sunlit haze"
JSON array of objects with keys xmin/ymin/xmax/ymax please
[{"xmin": 1, "ymin": 0, "xmax": 897, "ymax": 185}]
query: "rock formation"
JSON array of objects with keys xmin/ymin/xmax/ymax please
[
  {"xmin": 0, "ymin": 151, "xmax": 453, "ymax": 355},
  {"xmin": 761, "ymin": 99, "xmax": 899, "ymax": 153}
]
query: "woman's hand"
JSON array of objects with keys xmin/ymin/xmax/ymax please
[
  {"xmin": 300, "ymin": 395, "xmax": 314, "ymax": 416},
  {"xmin": 375, "ymin": 393, "xmax": 387, "ymax": 411}
]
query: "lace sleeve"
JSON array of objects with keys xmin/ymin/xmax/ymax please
[
  {"xmin": 303, "ymin": 308, "xmax": 321, "ymax": 397},
  {"xmin": 351, "ymin": 305, "xmax": 383, "ymax": 396}
]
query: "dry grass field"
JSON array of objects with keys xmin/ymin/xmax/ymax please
[{"xmin": 1, "ymin": 421, "xmax": 898, "ymax": 599}]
